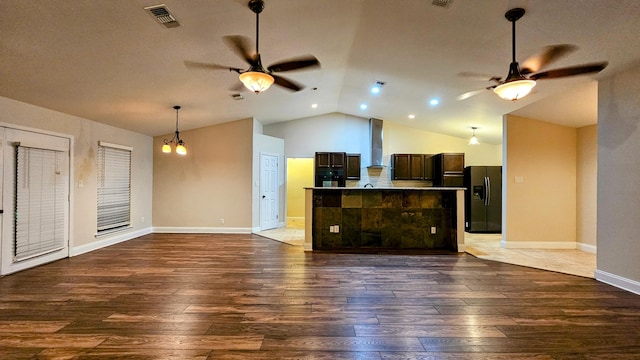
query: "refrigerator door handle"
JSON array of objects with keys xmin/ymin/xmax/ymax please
[{"xmin": 485, "ymin": 176, "xmax": 491, "ymax": 206}]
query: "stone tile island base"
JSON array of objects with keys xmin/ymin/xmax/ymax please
[{"xmin": 304, "ymin": 187, "xmax": 465, "ymax": 253}]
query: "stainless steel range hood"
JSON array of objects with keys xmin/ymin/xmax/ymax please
[{"xmin": 368, "ymin": 118, "xmax": 384, "ymax": 168}]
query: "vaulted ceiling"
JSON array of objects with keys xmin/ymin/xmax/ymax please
[{"xmin": 2, "ymin": 0, "xmax": 640, "ymax": 144}]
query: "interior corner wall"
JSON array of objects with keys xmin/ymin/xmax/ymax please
[
  {"xmin": 153, "ymin": 118, "xmax": 253, "ymax": 231},
  {"xmin": 503, "ymin": 115, "xmax": 577, "ymax": 247},
  {"xmin": 0, "ymin": 96, "xmax": 153, "ymax": 251},
  {"xmin": 596, "ymin": 63, "xmax": 640, "ymax": 289},
  {"xmin": 576, "ymin": 125, "xmax": 598, "ymax": 250},
  {"xmin": 252, "ymin": 132, "xmax": 285, "ymax": 230}
]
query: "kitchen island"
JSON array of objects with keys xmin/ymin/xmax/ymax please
[{"xmin": 304, "ymin": 187, "xmax": 465, "ymax": 253}]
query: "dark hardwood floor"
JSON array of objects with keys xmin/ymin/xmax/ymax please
[{"xmin": 1, "ymin": 233, "xmax": 639, "ymax": 359}]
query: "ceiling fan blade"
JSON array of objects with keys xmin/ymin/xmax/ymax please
[
  {"xmin": 458, "ymin": 71, "xmax": 502, "ymax": 83},
  {"xmin": 184, "ymin": 60, "xmax": 242, "ymax": 73},
  {"xmin": 267, "ymin": 56, "xmax": 320, "ymax": 73},
  {"xmin": 272, "ymin": 74, "xmax": 304, "ymax": 92},
  {"xmin": 456, "ymin": 87, "xmax": 494, "ymax": 101},
  {"xmin": 529, "ymin": 62, "xmax": 608, "ymax": 80},
  {"xmin": 223, "ymin": 35, "xmax": 257, "ymax": 66},
  {"xmin": 521, "ymin": 44, "xmax": 578, "ymax": 74}
]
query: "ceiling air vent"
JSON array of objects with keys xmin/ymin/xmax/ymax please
[
  {"xmin": 144, "ymin": 4, "xmax": 180, "ymax": 28},
  {"xmin": 432, "ymin": 0, "xmax": 452, "ymax": 8}
]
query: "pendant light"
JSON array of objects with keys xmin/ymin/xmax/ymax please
[
  {"xmin": 162, "ymin": 105, "xmax": 187, "ymax": 155},
  {"xmin": 469, "ymin": 127, "xmax": 480, "ymax": 145}
]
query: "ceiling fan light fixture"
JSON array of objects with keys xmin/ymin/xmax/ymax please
[
  {"xmin": 493, "ymin": 79, "xmax": 536, "ymax": 101},
  {"xmin": 239, "ymin": 71, "xmax": 275, "ymax": 93}
]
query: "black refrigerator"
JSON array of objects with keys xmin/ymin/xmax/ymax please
[{"xmin": 464, "ymin": 166, "xmax": 502, "ymax": 233}]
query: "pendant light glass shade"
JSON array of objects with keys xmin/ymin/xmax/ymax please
[
  {"xmin": 162, "ymin": 144, "xmax": 171, "ymax": 153},
  {"xmin": 175, "ymin": 143, "xmax": 187, "ymax": 155},
  {"xmin": 469, "ymin": 127, "xmax": 480, "ymax": 145},
  {"xmin": 239, "ymin": 71, "xmax": 275, "ymax": 93}
]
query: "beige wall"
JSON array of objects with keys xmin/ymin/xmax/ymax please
[
  {"xmin": 383, "ymin": 121, "xmax": 502, "ymax": 166},
  {"xmin": 153, "ymin": 118, "xmax": 253, "ymax": 230},
  {"xmin": 504, "ymin": 115, "xmax": 577, "ymax": 247},
  {"xmin": 597, "ymin": 62, "xmax": 640, "ymax": 288},
  {"xmin": 0, "ymin": 96, "xmax": 153, "ymax": 251},
  {"xmin": 577, "ymin": 125, "xmax": 597, "ymax": 249}
]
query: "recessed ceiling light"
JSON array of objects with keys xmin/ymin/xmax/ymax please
[
  {"xmin": 408, "ymin": 114, "xmax": 415, "ymax": 119},
  {"xmin": 370, "ymin": 81, "xmax": 385, "ymax": 94},
  {"xmin": 311, "ymin": 103, "xmax": 318, "ymax": 108},
  {"xmin": 429, "ymin": 98, "xmax": 440, "ymax": 106},
  {"xmin": 360, "ymin": 103, "xmax": 368, "ymax": 110}
]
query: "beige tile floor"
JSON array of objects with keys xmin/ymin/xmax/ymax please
[
  {"xmin": 255, "ymin": 227, "xmax": 596, "ymax": 278},
  {"xmin": 464, "ymin": 233, "xmax": 596, "ymax": 278}
]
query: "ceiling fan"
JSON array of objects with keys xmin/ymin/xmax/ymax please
[
  {"xmin": 458, "ymin": 8, "xmax": 608, "ymax": 101},
  {"xmin": 185, "ymin": 0, "xmax": 320, "ymax": 94}
]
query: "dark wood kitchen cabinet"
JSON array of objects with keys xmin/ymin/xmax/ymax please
[
  {"xmin": 424, "ymin": 154, "xmax": 435, "ymax": 180},
  {"xmin": 433, "ymin": 153, "xmax": 465, "ymax": 187},
  {"xmin": 315, "ymin": 152, "xmax": 345, "ymax": 168},
  {"xmin": 391, "ymin": 154, "xmax": 424, "ymax": 180},
  {"xmin": 346, "ymin": 153, "xmax": 361, "ymax": 180}
]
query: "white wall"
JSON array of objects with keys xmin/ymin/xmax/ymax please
[
  {"xmin": 263, "ymin": 112, "xmax": 371, "ymax": 163},
  {"xmin": 0, "ymin": 96, "xmax": 153, "ymax": 254},
  {"xmin": 264, "ymin": 112, "xmax": 502, "ymax": 167}
]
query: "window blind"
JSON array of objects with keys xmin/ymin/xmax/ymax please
[
  {"xmin": 97, "ymin": 143, "xmax": 131, "ymax": 232},
  {"xmin": 14, "ymin": 146, "xmax": 66, "ymax": 261}
]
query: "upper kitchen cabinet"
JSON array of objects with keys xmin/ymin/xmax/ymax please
[
  {"xmin": 433, "ymin": 153, "xmax": 465, "ymax": 186},
  {"xmin": 346, "ymin": 153, "xmax": 361, "ymax": 180},
  {"xmin": 315, "ymin": 152, "xmax": 346, "ymax": 168},
  {"xmin": 391, "ymin": 154, "xmax": 424, "ymax": 180}
]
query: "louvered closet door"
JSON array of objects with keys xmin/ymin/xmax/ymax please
[{"xmin": 1, "ymin": 128, "xmax": 70, "ymax": 275}]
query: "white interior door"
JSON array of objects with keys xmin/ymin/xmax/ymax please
[
  {"xmin": 0, "ymin": 128, "xmax": 70, "ymax": 275},
  {"xmin": 260, "ymin": 153, "xmax": 279, "ymax": 230}
]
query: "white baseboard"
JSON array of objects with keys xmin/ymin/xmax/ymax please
[
  {"xmin": 577, "ymin": 242, "xmax": 597, "ymax": 254},
  {"xmin": 501, "ymin": 240, "xmax": 577, "ymax": 249},
  {"xmin": 71, "ymin": 227, "xmax": 153, "ymax": 257},
  {"xmin": 595, "ymin": 269, "xmax": 640, "ymax": 295},
  {"xmin": 153, "ymin": 226, "xmax": 252, "ymax": 234}
]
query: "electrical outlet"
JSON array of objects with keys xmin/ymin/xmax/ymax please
[
  {"xmin": 334, "ymin": 225, "xmax": 340, "ymax": 233},
  {"xmin": 220, "ymin": 218, "xmax": 225, "ymax": 224},
  {"xmin": 430, "ymin": 226, "xmax": 437, "ymax": 234},
  {"xmin": 141, "ymin": 217, "xmax": 144, "ymax": 223}
]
